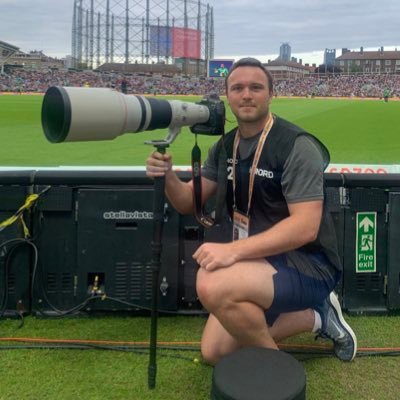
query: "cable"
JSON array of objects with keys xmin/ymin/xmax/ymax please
[
  {"xmin": 0, "ymin": 337, "xmax": 201, "ymax": 347},
  {"xmin": 88, "ymin": 294, "xmax": 203, "ymax": 315},
  {"xmin": 0, "ymin": 339, "xmax": 203, "ymax": 363},
  {"xmin": 1, "ymin": 338, "xmax": 400, "ymax": 364},
  {"xmin": 0, "ymin": 238, "xmax": 38, "ymax": 323},
  {"xmin": 0, "ymin": 186, "xmax": 50, "ymax": 321},
  {"xmin": 32, "ymin": 278, "xmax": 205, "ymax": 317},
  {"xmin": 2, "ymin": 337, "xmax": 400, "ymax": 357}
]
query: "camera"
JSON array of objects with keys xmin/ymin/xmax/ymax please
[{"xmin": 41, "ymin": 86, "xmax": 225, "ymax": 145}]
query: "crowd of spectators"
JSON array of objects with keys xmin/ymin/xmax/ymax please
[
  {"xmin": 1, "ymin": 68, "xmax": 400, "ymax": 99},
  {"xmin": 275, "ymin": 74, "xmax": 400, "ymax": 98},
  {"xmin": 0, "ymin": 69, "xmax": 226, "ymax": 96}
]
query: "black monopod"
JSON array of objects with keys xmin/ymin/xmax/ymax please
[
  {"xmin": 41, "ymin": 86, "xmax": 225, "ymax": 389},
  {"xmin": 145, "ymin": 139, "xmax": 168, "ymax": 389}
]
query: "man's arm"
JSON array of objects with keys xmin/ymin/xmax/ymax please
[
  {"xmin": 146, "ymin": 151, "xmax": 218, "ymax": 214},
  {"xmin": 193, "ymin": 199, "xmax": 322, "ymax": 270},
  {"xmin": 193, "ymin": 134, "xmax": 325, "ymax": 270}
]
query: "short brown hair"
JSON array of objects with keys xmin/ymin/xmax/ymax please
[{"xmin": 225, "ymin": 57, "xmax": 274, "ymax": 95}]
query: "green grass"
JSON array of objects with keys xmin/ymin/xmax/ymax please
[
  {"xmin": 1, "ymin": 95, "xmax": 400, "ymax": 399},
  {"xmin": 0, "ymin": 314, "xmax": 400, "ymax": 399},
  {"xmin": 0, "ymin": 95, "xmax": 399, "ymax": 166},
  {"xmin": 271, "ymin": 98, "xmax": 400, "ymax": 164}
]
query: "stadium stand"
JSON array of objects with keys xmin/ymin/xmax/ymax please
[
  {"xmin": 0, "ymin": 69, "xmax": 226, "ymax": 95},
  {"xmin": 96, "ymin": 62, "xmax": 181, "ymax": 75},
  {"xmin": 274, "ymin": 74, "xmax": 400, "ymax": 98},
  {"xmin": 0, "ymin": 68, "xmax": 399, "ymax": 98}
]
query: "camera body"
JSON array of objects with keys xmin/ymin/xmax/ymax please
[{"xmin": 191, "ymin": 93, "xmax": 225, "ymax": 136}]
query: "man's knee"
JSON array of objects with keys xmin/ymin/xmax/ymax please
[
  {"xmin": 201, "ymin": 342, "xmax": 220, "ymax": 366},
  {"xmin": 196, "ymin": 269, "xmax": 221, "ymax": 310},
  {"xmin": 201, "ymin": 336, "xmax": 238, "ymax": 366}
]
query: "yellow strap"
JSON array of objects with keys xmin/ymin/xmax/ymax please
[
  {"xmin": 0, "ymin": 194, "xmax": 40, "ymax": 237},
  {"xmin": 20, "ymin": 217, "xmax": 30, "ymax": 238}
]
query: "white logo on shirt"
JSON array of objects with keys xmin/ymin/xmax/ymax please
[{"xmin": 253, "ymin": 168, "xmax": 274, "ymax": 179}]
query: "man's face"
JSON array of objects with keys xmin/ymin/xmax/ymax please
[{"xmin": 226, "ymin": 66, "xmax": 272, "ymax": 124}]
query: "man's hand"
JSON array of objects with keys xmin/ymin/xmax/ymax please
[
  {"xmin": 193, "ymin": 242, "xmax": 238, "ymax": 271},
  {"xmin": 146, "ymin": 151, "xmax": 173, "ymax": 178}
]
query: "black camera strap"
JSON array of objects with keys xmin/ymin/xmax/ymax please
[{"xmin": 191, "ymin": 134, "xmax": 227, "ymax": 228}]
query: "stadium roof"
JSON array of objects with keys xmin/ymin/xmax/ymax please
[
  {"xmin": 337, "ymin": 50, "xmax": 400, "ymax": 61},
  {"xmin": 0, "ymin": 40, "xmax": 20, "ymax": 72},
  {"xmin": 0, "ymin": 40, "xmax": 19, "ymax": 57}
]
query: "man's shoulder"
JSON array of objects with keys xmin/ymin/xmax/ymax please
[
  {"xmin": 216, "ymin": 127, "xmax": 237, "ymax": 150},
  {"xmin": 273, "ymin": 115, "xmax": 330, "ymax": 167},
  {"xmin": 273, "ymin": 115, "xmax": 307, "ymax": 134},
  {"xmin": 225, "ymin": 127, "xmax": 238, "ymax": 136}
]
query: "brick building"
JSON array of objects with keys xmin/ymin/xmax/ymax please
[
  {"xmin": 263, "ymin": 58, "xmax": 313, "ymax": 81},
  {"xmin": 336, "ymin": 47, "xmax": 400, "ymax": 74}
]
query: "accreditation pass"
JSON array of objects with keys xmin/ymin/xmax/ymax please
[{"xmin": 233, "ymin": 210, "xmax": 250, "ymax": 241}]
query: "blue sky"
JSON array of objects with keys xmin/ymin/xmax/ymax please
[{"xmin": 1, "ymin": 0, "xmax": 399, "ymax": 65}]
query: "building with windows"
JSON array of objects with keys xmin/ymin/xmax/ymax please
[
  {"xmin": 324, "ymin": 49, "xmax": 336, "ymax": 66},
  {"xmin": 264, "ymin": 58, "xmax": 312, "ymax": 81},
  {"xmin": 336, "ymin": 47, "xmax": 400, "ymax": 74},
  {"xmin": 279, "ymin": 43, "xmax": 291, "ymax": 62},
  {"xmin": 5, "ymin": 50, "xmax": 65, "ymax": 70}
]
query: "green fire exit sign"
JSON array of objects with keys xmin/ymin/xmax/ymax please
[{"xmin": 356, "ymin": 212, "xmax": 377, "ymax": 273}]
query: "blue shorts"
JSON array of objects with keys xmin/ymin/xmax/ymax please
[{"xmin": 265, "ymin": 251, "xmax": 340, "ymax": 326}]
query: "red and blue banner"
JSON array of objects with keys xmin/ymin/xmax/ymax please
[{"xmin": 150, "ymin": 26, "xmax": 200, "ymax": 59}]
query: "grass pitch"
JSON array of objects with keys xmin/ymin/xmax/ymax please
[
  {"xmin": 1, "ymin": 94, "xmax": 400, "ymax": 399},
  {"xmin": 0, "ymin": 94, "xmax": 399, "ymax": 166}
]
